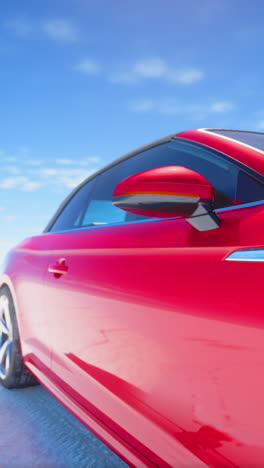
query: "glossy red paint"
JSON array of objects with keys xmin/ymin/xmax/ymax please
[
  {"xmin": 177, "ymin": 128, "xmax": 264, "ymax": 175},
  {"xmin": 114, "ymin": 166, "xmax": 214, "ymax": 199},
  {"xmin": 113, "ymin": 166, "xmax": 214, "ymax": 218},
  {"xmin": 2, "ymin": 129, "xmax": 264, "ymax": 467}
]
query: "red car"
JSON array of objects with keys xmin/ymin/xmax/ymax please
[{"xmin": 1, "ymin": 128, "xmax": 264, "ymax": 467}]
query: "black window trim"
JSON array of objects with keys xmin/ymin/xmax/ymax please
[
  {"xmin": 43, "ymin": 135, "xmax": 264, "ymax": 233},
  {"xmin": 43, "ymin": 131, "xmax": 179, "ymax": 232}
]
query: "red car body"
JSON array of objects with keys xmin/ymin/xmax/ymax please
[{"xmin": 2, "ymin": 128, "xmax": 264, "ymax": 467}]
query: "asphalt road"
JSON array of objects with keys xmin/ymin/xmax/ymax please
[{"xmin": 0, "ymin": 384, "xmax": 129, "ymax": 468}]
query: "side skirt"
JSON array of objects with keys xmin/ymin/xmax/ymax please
[{"xmin": 25, "ymin": 360, "xmax": 156, "ymax": 468}]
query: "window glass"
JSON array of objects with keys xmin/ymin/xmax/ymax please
[
  {"xmin": 82, "ymin": 200, "xmax": 126, "ymax": 225},
  {"xmin": 79, "ymin": 139, "xmax": 239, "ymax": 226},
  {"xmin": 50, "ymin": 139, "xmax": 264, "ymax": 231},
  {"xmin": 237, "ymin": 171, "xmax": 264, "ymax": 203},
  {"xmin": 49, "ymin": 179, "xmax": 95, "ymax": 232}
]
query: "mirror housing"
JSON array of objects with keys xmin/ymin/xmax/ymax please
[{"xmin": 112, "ymin": 166, "xmax": 220, "ymax": 231}]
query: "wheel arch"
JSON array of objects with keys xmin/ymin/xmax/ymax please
[{"xmin": 0, "ymin": 275, "xmax": 25, "ymax": 353}]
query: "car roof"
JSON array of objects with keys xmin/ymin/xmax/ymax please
[{"xmin": 177, "ymin": 128, "xmax": 264, "ymax": 176}]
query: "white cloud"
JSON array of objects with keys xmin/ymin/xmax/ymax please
[
  {"xmin": 111, "ymin": 58, "xmax": 204, "ymax": 86},
  {"xmin": 24, "ymin": 159, "xmax": 44, "ymax": 166},
  {"xmin": 43, "ymin": 19, "xmax": 79, "ymax": 43},
  {"xmin": 168, "ymin": 69, "xmax": 205, "ymax": 85},
  {"xmin": 40, "ymin": 168, "xmax": 58, "ymax": 176},
  {"xmin": 0, "ymin": 176, "xmax": 28, "ymax": 189},
  {"xmin": 3, "ymin": 156, "xmax": 17, "ymax": 162},
  {"xmin": 133, "ymin": 58, "xmax": 167, "ymax": 78},
  {"xmin": 209, "ymin": 101, "xmax": 234, "ymax": 113},
  {"xmin": 21, "ymin": 181, "xmax": 42, "ymax": 191},
  {"xmin": 129, "ymin": 100, "xmax": 155, "ymax": 112},
  {"xmin": 129, "ymin": 98, "xmax": 235, "ymax": 118},
  {"xmin": 0, "ymin": 176, "xmax": 41, "ymax": 191},
  {"xmin": 0, "ymin": 145, "xmax": 102, "ymax": 191},
  {"xmin": 80, "ymin": 156, "xmax": 101, "ymax": 165},
  {"xmin": 75, "ymin": 59, "xmax": 100, "ymax": 75},
  {"xmin": 55, "ymin": 157, "xmax": 101, "ymax": 165},
  {"xmin": 55, "ymin": 159, "xmax": 75, "ymax": 165},
  {"xmin": 129, "ymin": 98, "xmax": 184, "ymax": 114},
  {"xmin": 110, "ymin": 72, "xmax": 138, "ymax": 84},
  {"xmin": 30, "ymin": 166, "xmax": 99, "ymax": 189},
  {"xmin": 57, "ymin": 168, "xmax": 95, "ymax": 188},
  {"xmin": 1, "ymin": 149, "xmax": 43, "ymax": 168},
  {"xmin": 6, "ymin": 17, "xmax": 79, "ymax": 43}
]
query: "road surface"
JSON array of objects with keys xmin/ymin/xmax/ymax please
[{"xmin": 0, "ymin": 384, "xmax": 129, "ymax": 467}]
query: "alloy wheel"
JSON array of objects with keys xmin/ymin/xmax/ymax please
[{"xmin": 0, "ymin": 295, "xmax": 13, "ymax": 379}]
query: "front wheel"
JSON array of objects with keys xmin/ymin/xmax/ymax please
[{"xmin": 0, "ymin": 286, "xmax": 38, "ymax": 388}]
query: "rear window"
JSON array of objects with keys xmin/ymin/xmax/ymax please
[{"xmin": 209, "ymin": 129, "xmax": 264, "ymax": 151}]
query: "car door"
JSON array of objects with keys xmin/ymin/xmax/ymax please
[{"xmin": 43, "ymin": 139, "xmax": 264, "ymax": 467}]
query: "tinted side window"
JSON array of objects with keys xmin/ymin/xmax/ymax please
[
  {"xmin": 49, "ymin": 139, "xmax": 264, "ymax": 231},
  {"xmin": 237, "ymin": 171, "xmax": 264, "ymax": 202},
  {"xmin": 79, "ymin": 140, "xmax": 239, "ymax": 226},
  {"xmin": 49, "ymin": 179, "xmax": 95, "ymax": 232}
]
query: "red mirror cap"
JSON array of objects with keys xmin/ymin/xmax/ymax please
[
  {"xmin": 113, "ymin": 166, "xmax": 214, "ymax": 201},
  {"xmin": 113, "ymin": 166, "xmax": 214, "ymax": 219}
]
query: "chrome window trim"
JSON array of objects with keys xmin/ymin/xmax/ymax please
[
  {"xmin": 199, "ymin": 128, "xmax": 264, "ymax": 155},
  {"xmin": 215, "ymin": 199, "xmax": 264, "ymax": 213},
  {"xmin": 42, "ymin": 216, "xmax": 165, "ymax": 235},
  {"xmin": 225, "ymin": 248, "xmax": 264, "ymax": 262},
  {"xmin": 42, "ymin": 199, "xmax": 264, "ymax": 235}
]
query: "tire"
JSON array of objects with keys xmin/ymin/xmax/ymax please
[{"xmin": 0, "ymin": 286, "xmax": 38, "ymax": 389}]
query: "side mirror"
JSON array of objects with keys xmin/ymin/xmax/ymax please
[{"xmin": 112, "ymin": 166, "xmax": 220, "ymax": 231}]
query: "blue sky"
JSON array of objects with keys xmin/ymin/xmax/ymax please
[{"xmin": 0, "ymin": 0, "xmax": 264, "ymax": 256}]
